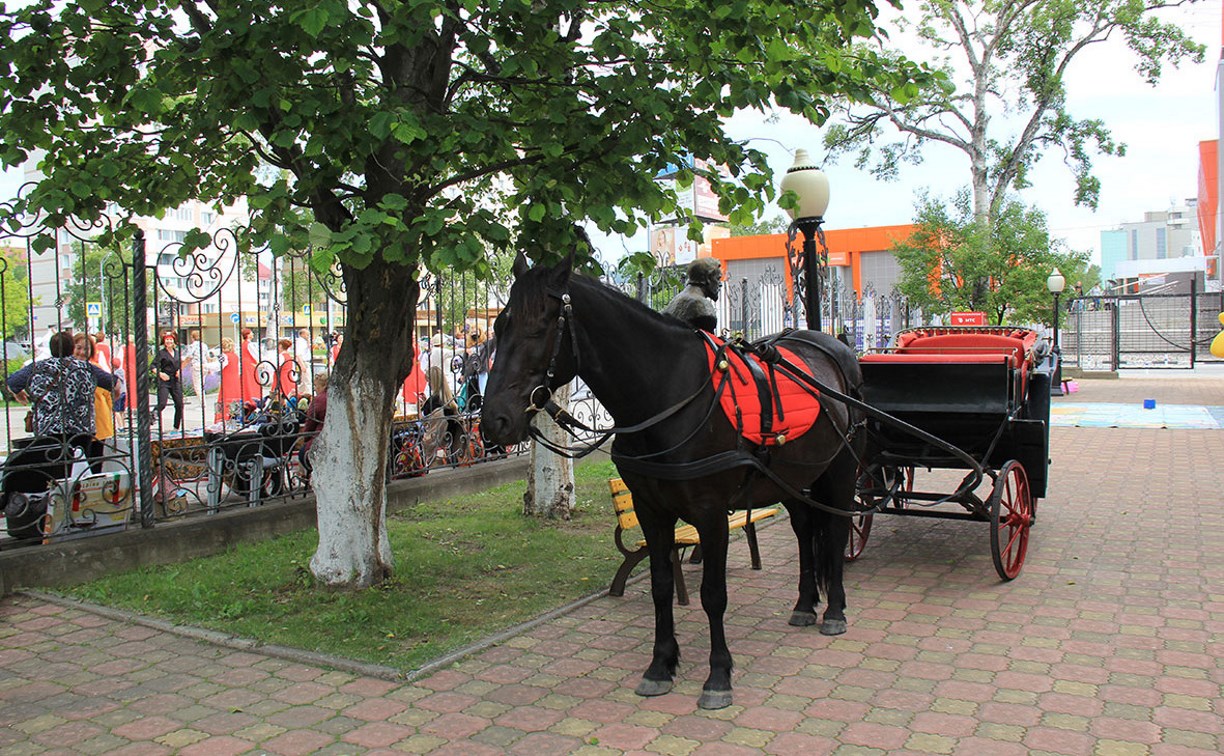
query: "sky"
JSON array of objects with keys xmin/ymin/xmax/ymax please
[{"xmin": 2, "ymin": 1, "xmax": 1219, "ymax": 266}]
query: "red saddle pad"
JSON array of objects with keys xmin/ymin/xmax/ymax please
[{"xmin": 704, "ymin": 338, "xmax": 820, "ymax": 447}]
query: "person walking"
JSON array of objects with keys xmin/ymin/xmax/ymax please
[{"xmin": 154, "ymin": 331, "xmax": 185, "ymax": 431}]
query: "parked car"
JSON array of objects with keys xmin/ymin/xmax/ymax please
[{"xmin": 1, "ymin": 340, "xmax": 30, "ymax": 363}]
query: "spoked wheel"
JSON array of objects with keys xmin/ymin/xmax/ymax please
[
  {"xmin": 849, "ymin": 465, "xmax": 913, "ymax": 561},
  {"xmin": 846, "ymin": 511, "xmax": 872, "ymax": 562},
  {"xmin": 989, "ymin": 460, "xmax": 1033, "ymax": 581}
]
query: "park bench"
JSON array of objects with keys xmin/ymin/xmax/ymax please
[{"xmin": 607, "ymin": 477, "xmax": 780, "ymax": 605}]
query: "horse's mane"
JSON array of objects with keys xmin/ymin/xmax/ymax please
[
  {"xmin": 573, "ymin": 274, "xmax": 694, "ymax": 332},
  {"xmin": 515, "ymin": 266, "xmax": 697, "ymax": 337}
]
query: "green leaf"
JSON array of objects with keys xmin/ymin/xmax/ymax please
[{"xmin": 308, "ymin": 222, "xmax": 333, "ymax": 248}]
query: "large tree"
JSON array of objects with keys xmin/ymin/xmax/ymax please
[
  {"xmin": 893, "ymin": 191, "xmax": 1089, "ymax": 324},
  {"xmin": 823, "ymin": 0, "xmax": 1206, "ymax": 225},
  {"xmin": 0, "ymin": 0, "xmax": 923, "ymax": 588}
]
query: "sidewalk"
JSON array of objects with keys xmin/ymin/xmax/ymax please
[{"xmin": 1, "ymin": 377, "xmax": 1222, "ymax": 754}]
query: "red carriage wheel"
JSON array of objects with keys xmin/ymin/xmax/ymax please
[
  {"xmin": 989, "ymin": 460, "xmax": 1033, "ymax": 581},
  {"xmin": 848, "ymin": 465, "xmax": 912, "ymax": 561},
  {"xmin": 846, "ymin": 513, "xmax": 872, "ymax": 562}
]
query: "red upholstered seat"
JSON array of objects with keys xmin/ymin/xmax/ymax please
[
  {"xmin": 861, "ymin": 327, "xmax": 1039, "ymax": 400},
  {"xmin": 859, "ymin": 352, "xmax": 1012, "ymax": 365}
]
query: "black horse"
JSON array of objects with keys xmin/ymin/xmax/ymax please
[{"xmin": 481, "ymin": 254, "xmax": 863, "ymax": 710}]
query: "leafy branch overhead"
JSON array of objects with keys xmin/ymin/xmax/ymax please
[
  {"xmin": 821, "ymin": 0, "xmax": 1205, "ymax": 221},
  {"xmin": 0, "ymin": 0, "xmax": 929, "ymax": 276}
]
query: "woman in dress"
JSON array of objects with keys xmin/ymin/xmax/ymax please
[
  {"xmin": 239, "ymin": 327, "xmax": 261, "ymax": 403},
  {"xmin": 215, "ymin": 336, "xmax": 241, "ymax": 422},
  {"xmin": 274, "ymin": 338, "xmax": 297, "ymax": 401}
]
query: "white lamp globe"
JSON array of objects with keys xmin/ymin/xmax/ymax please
[{"xmin": 779, "ymin": 149, "xmax": 830, "ymax": 221}]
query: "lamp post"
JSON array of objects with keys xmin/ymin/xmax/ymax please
[
  {"xmin": 1047, "ymin": 267, "xmax": 1065, "ymax": 396},
  {"xmin": 779, "ymin": 149, "xmax": 830, "ymax": 331}
]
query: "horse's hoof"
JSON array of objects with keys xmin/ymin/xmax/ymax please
[
  {"xmin": 635, "ymin": 678, "xmax": 673, "ymax": 697},
  {"xmin": 698, "ymin": 689, "xmax": 733, "ymax": 710},
  {"xmin": 789, "ymin": 610, "xmax": 818, "ymax": 627},
  {"xmin": 821, "ymin": 618, "xmax": 848, "ymax": 636}
]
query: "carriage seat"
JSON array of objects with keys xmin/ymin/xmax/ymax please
[{"xmin": 861, "ymin": 330, "xmax": 1036, "ymax": 370}]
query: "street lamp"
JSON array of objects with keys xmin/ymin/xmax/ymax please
[
  {"xmin": 1047, "ymin": 267, "xmax": 1065, "ymax": 396},
  {"xmin": 779, "ymin": 149, "xmax": 830, "ymax": 331}
]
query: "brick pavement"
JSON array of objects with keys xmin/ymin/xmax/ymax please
[{"xmin": 1, "ymin": 375, "xmax": 1222, "ymax": 754}]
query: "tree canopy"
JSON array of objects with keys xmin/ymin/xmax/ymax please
[
  {"xmin": 822, "ymin": 0, "xmax": 1205, "ymax": 223},
  {"xmin": 892, "ymin": 191, "xmax": 1089, "ymax": 325},
  {"xmin": 1, "ymin": 0, "xmax": 926, "ymax": 272}
]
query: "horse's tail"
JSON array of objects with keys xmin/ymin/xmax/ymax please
[{"xmin": 812, "ymin": 510, "xmax": 849, "ymax": 601}]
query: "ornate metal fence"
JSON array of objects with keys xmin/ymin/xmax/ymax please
[
  {"xmin": 1062, "ymin": 291, "xmax": 1224, "ymax": 370},
  {"xmin": 0, "ymin": 206, "xmax": 523, "ymax": 548}
]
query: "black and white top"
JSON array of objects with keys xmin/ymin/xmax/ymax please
[{"xmin": 7, "ymin": 357, "xmax": 114, "ymax": 437}]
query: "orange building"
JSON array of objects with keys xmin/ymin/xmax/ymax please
[{"xmin": 710, "ymin": 224, "xmax": 918, "ymax": 301}]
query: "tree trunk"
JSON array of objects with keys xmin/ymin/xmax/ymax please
[
  {"xmin": 523, "ymin": 383, "xmax": 574, "ymax": 520},
  {"xmin": 309, "ymin": 261, "xmax": 419, "ymax": 588}
]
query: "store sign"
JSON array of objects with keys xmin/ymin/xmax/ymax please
[{"xmin": 949, "ymin": 311, "xmax": 987, "ymax": 326}]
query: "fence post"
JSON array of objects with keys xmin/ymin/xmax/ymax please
[
  {"xmin": 740, "ymin": 278, "xmax": 749, "ymax": 338},
  {"xmin": 132, "ymin": 230, "xmax": 155, "ymax": 528},
  {"xmin": 1188, "ymin": 274, "xmax": 1197, "ymax": 368},
  {"xmin": 1110, "ymin": 301, "xmax": 1121, "ymax": 372}
]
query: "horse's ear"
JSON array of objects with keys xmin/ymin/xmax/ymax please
[
  {"xmin": 550, "ymin": 252, "xmax": 574, "ymax": 286},
  {"xmin": 512, "ymin": 251, "xmax": 530, "ymax": 278}
]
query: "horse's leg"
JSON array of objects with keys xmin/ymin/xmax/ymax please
[
  {"xmin": 692, "ymin": 512, "xmax": 732, "ymax": 710},
  {"xmin": 810, "ymin": 448, "xmax": 857, "ymax": 636},
  {"xmin": 783, "ymin": 500, "xmax": 820, "ymax": 627},
  {"xmin": 634, "ymin": 508, "xmax": 681, "ymax": 697}
]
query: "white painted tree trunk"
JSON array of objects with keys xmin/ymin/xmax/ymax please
[
  {"xmin": 523, "ymin": 382, "xmax": 574, "ymax": 520},
  {"xmin": 309, "ymin": 371, "xmax": 394, "ymax": 587}
]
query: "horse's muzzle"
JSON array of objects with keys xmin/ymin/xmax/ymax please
[{"xmin": 479, "ymin": 407, "xmax": 525, "ymax": 446}]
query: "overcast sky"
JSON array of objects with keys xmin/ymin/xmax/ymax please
[{"xmin": 2, "ymin": 2, "xmax": 1219, "ymax": 266}]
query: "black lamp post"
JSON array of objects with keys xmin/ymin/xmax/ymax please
[
  {"xmin": 1048, "ymin": 267, "xmax": 1065, "ymax": 396},
  {"xmin": 780, "ymin": 150, "xmax": 830, "ymax": 331}
]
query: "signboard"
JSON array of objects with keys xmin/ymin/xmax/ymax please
[
  {"xmin": 230, "ymin": 313, "xmax": 241, "ymax": 324},
  {"xmin": 950, "ymin": 311, "xmax": 987, "ymax": 326},
  {"xmin": 86, "ymin": 302, "xmax": 101, "ymax": 317},
  {"xmin": 302, "ymin": 304, "xmax": 311, "ymax": 315}
]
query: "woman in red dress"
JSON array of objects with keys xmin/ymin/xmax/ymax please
[
  {"xmin": 215, "ymin": 336, "xmax": 241, "ymax": 421},
  {"xmin": 239, "ymin": 327, "xmax": 261, "ymax": 403},
  {"xmin": 400, "ymin": 341, "xmax": 428, "ymax": 410},
  {"xmin": 275, "ymin": 338, "xmax": 297, "ymax": 400}
]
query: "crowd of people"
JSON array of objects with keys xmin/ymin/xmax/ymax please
[{"xmin": 6, "ymin": 322, "xmax": 494, "ymax": 465}]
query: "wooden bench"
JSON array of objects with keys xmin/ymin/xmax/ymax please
[{"xmin": 608, "ymin": 477, "xmax": 780, "ymax": 605}]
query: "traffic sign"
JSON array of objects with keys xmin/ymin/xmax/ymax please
[
  {"xmin": 86, "ymin": 302, "xmax": 101, "ymax": 317},
  {"xmin": 230, "ymin": 313, "xmax": 241, "ymax": 324},
  {"xmin": 302, "ymin": 304, "xmax": 311, "ymax": 315}
]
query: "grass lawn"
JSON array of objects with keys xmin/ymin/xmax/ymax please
[{"xmin": 62, "ymin": 459, "xmax": 626, "ymax": 672}]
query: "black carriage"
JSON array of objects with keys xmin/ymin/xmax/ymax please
[{"xmin": 852, "ymin": 326, "xmax": 1054, "ymax": 580}]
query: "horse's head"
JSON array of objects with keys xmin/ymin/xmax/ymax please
[{"xmin": 481, "ymin": 252, "xmax": 579, "ymax": 445}]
